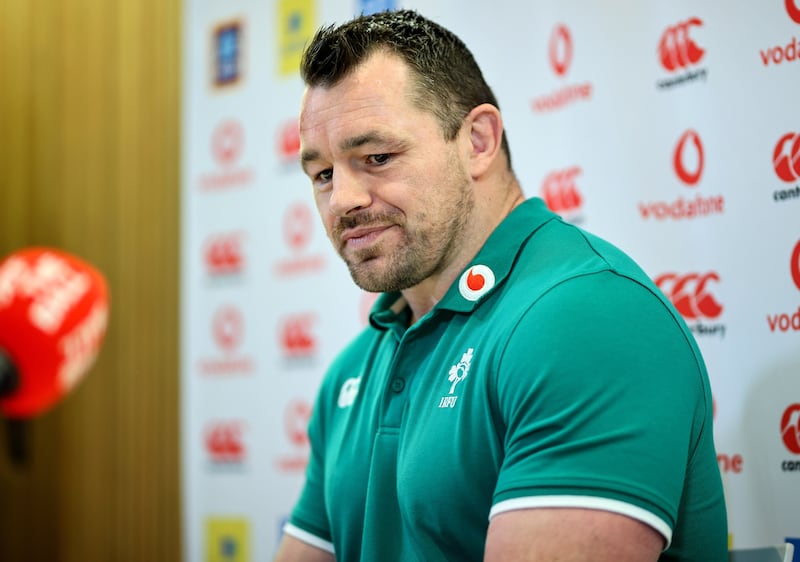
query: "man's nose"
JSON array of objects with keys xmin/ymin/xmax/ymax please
[{"xmin": 328, "ymin": 168, "xmax": 372, "ymax": 216}]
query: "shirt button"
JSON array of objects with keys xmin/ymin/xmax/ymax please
[{"xmin": 390, "ymin": 378, "xmax": 405, "ymax": 393}]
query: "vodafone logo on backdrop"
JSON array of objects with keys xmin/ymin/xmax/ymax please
[
  {"xmin": 273, "ymin": 202, "xmax": 326, "ymax": 277},
  {"xmin": 540, "ymin": 166, "xmax": 584, "ymax": 221},
  {"xmin": 205, "ymin": 420, "xmax": 247, "ymax": 465},
  {"xmin": 198, "ymin": 119, "xmax": 255, "ymax": 190},
  {"xmin": 771, "ymin": 133, "xmax": 800, "ymax": 202},
  {"xmin": 197, "ymin": 304, "xmax": 254, "ymax": 375},
  {"xmin": 789, "ymin": 0, "xmax": 800, "ymax": 23},
  {"xmin": 213, "ymin": 305, "xmax": 244, "ymax": 353},
  {"xmin": 548, "ymin": 24, "xmax": 572, "ymax": 76},
  {"xmin": 284, "ymin": 400, "xmax": 311, "ymax": 447},
  {"xmin": 212, "ymin": 120, "xmax": 244, "ymax": 166},
  {"xmin": 766, "ymin": 240, "xmax": 800, "ymax": 333},
  {"xmin": 759, "ymin": 2, "xmax": 800, "ymax": 67},
  {"xmin": 275, "ymin": 399, "xmax": 311, "ymax": 472},
  {"xmin": 714, "ymin": 399, "xmax": 744, "ymax": 474},
  {"xmin": 656, "ymin": 17, "xmax": 708, "ymax": 88},
  {"xmin": 284, "ymin": 202, "xmax": 313, "ymax": 250},
  {"xmin": 638, "ymin": 129, "xmax": 723, "ymax": 220},
  {"xmin": 674, "ymin": 129, "xmax": 704, "ymax": 186},
  {"xmin": 531, "ymin": 23, "xmax": 592, "ymax": 113},
  {"xmin": 655, "ymin": 271, "xmax": 725, "ymax": 337},
  {"xmin": 280, "ymin": 312, "xmax": 317, "ymax": 361},
  {"xmin": 277, "ymin": 118, "xmax": 301, "ymax": 165},
  {"xmin": 204, "ymin": 231, "xmax": 245, "ymax": 276}
]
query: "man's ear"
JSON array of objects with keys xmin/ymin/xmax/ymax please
[{"xmin": 465, "ymin": 103, "xmax": 504, "ymax": 178}]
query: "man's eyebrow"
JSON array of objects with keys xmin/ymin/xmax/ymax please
[
  {"xmin": 339, "ymin": 131, "xmax": 393, "ymax": 151},
  {"xmin": 300, "ymin": 149, "xmax": 321, "ymax": 174},
  {"xmin": 301, "ymin": 132, "xmax": 406, "ymax": 174}
]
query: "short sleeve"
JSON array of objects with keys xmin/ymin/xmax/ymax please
[{"xmin": 492, "ymin": 271, "xmax": 710, "ymax": 542}]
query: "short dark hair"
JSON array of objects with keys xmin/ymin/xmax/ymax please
[{"xmin": 300, "ymin": 10, "xmax": 512, "ymax": 168}]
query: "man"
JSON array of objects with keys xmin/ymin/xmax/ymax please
[{"xmin": 275, "ymin": 9, "xmax": 727, "ymax": 562}]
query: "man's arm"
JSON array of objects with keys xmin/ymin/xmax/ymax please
[
  {"xmin": 274, "ymin": 534, "xmax": 335, "ymax": 562},
  {"xmin": 484, "ymin": 508, "xmax": 663, "ymax": 562}
]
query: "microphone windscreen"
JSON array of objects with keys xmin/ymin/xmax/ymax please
[{"xmin": 0, "ymin": 248, "xmax": 110, "ymax": 418}]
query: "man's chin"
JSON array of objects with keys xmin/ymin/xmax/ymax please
[{"xmin": 348, "ymin": 260, "xmax": 389, "ymax": 293}]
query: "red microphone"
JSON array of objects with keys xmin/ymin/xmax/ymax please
[{"xmin": 0, "ymin": 248, "xmax": 110, "ymax": 419}]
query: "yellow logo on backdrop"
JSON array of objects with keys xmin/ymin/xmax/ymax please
[
  {"xmin": 206, "ymin": 517, "xmax": 250, "ymax": 562},
  {"xmin": 277, "ymin": 0, "xmax": 316, "ymax": 76}
]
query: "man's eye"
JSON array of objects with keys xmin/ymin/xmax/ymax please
[
  {"xmin": 367, "ymin": 154, "xmax": 391, "ymax": 165},
  {"xmin": 316, "ymin": 169, "xmax": 333, "ymax": 183}
]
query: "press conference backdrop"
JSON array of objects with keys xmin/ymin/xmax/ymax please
[{"xmin": 181, "ymin": 0, "xmax": 800, "ymax": 559}]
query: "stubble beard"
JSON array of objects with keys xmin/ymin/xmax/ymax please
[{"xmin": 338, "ymin": 172, "xmax": 474, "ymax": 294}]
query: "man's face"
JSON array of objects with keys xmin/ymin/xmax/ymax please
[{"xmin": 299, "ymin": 51, "xmax": 474, "ymax": 293}]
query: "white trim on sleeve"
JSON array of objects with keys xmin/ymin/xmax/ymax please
[
  {"xmin": 489, "ymin": 495, "xmax": 673, "ymax": 548},
  {"xmin": 282, "ymin": 522, "xmax": 336, "ymax": 554}
]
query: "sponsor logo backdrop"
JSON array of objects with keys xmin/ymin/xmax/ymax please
[{"xmin": 181, "ymin": 0, "xmax": 800, "ymax": 559}]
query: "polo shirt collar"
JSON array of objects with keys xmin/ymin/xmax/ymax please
[
  {"xmin": 368, "ymin": 197, "xmax": 557, "ymax": 326},
  {"xmin": 436, "ymin": 197, "xmax": 556, "ymax": 314}
]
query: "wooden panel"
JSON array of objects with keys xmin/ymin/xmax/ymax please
[{"xmin": 0, "ymin": 0, "xmax": 182, "ymax": 559}]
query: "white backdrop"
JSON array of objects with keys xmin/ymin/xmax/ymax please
[{"xmin": 181, "ymin": 1, "xmax": 800, "ymax": 559}]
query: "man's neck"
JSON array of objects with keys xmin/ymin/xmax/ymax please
[{"xmin": 402, "ymin": 186, "xmax": 525, "ymax": 324}]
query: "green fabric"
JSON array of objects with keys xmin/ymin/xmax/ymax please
[{"xmin": 289, "ymin": 198, "xmax": 727, "ymax": 561}]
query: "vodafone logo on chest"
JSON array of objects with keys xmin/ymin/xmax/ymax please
[{"xmin": 459, "ymin": 265, "xmax": 495, "ymax": 302}]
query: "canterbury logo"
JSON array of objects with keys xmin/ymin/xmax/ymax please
[
  {"xmin": 659, "ymin": 18, "xmax": 705, "ymax": 72},
  {"xmin": 773, "ymin": 133, "xmax": 800, "ymax": 182},
  {"xmin": 549, "ymin": 24, "xmax": 573, "ymax": 77},
  {"xmin": 541, "ymin": 166, "xmax": 583, "ymax": 213},
  {"xmin": 205, "ymin": 422, "xmax": 245, "ymax": 461},
  {"xmin": 281, "ymin": 314, "xmax": 316, "ymax": 356},
  {"xmin": 205, "ymin": 232, "xmax": 244, "ymax": 275},
  {"xmin": 655, "ymin": 272, "xmax": 723, "ymax": 319},
  {"xmin": 674, "ymin": 129, "xmax": 704, "ymax": 186},
  {"xmin": 782, "ymin": 404, "xmax": 800, "ymax": 454}
]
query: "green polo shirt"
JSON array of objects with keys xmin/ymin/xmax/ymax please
[{"xmin": 285, "ymin": 198, "xmax": 727, "ymax": 561}]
